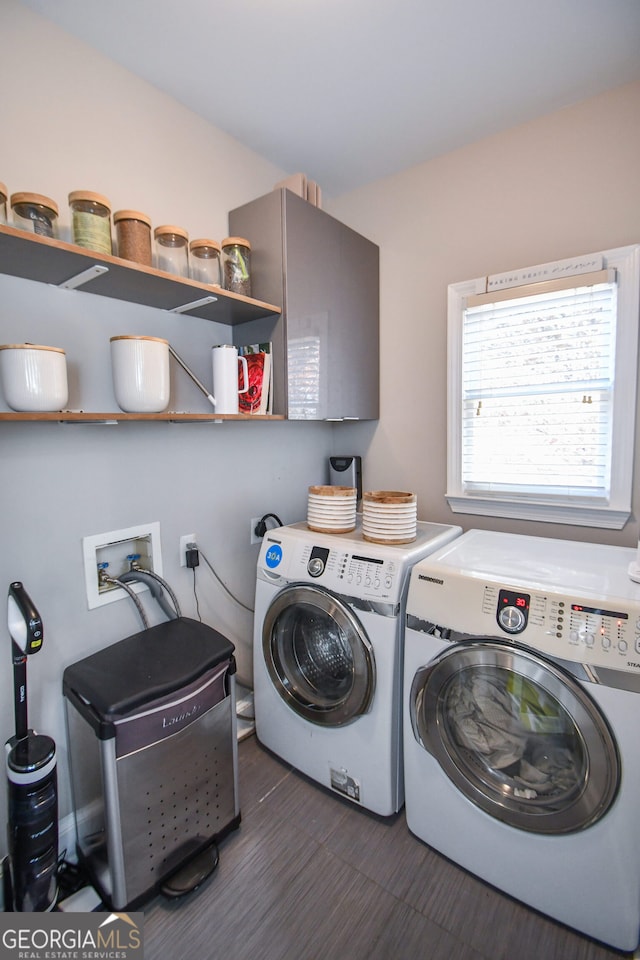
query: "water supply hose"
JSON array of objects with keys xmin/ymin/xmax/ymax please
[
  {"xmin": 101, "ymin": 575, "xmax": 149, "ymax": 630},
  {"xmin": 119, "ymin": 569, "xmax": 182, "ymax": 620}
]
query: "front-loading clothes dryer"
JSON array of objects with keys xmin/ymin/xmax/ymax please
[
  {"xmin": 403, "ymin": 528, "xmax": 640, "ymax": 951},
  {"xmin": 253, "ymin": 520, "xmax": 461, "ymax": 816}
]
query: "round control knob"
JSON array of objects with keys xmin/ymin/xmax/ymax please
[
  {"xmin": 307, "ymin": 557, "xmax": 324, "ymax": 578},
  {"xmin": 619, "ymin": 639, "xmax": 628, "ymax": 654},
  {"xmin": 498, "ymin": 605, "xmax": 526, "ymax": 634},
  {"xmin": 602, "ymin": 636, "xmax": 611, "ymax": 650}
]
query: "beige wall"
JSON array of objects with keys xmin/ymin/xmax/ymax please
[
  {"xmin": 2, "ymin": 2, "xmax": 286, "ymax": 243},
  {"xmin": 331, "ymin": 80, "xmax": 640, "ymax": 546}
]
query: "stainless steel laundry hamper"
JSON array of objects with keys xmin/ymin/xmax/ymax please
[{"xmin": 63, "ymin": 617, "xmax": 240, "ymax": 909}]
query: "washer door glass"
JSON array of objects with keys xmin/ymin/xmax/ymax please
[
  {"xmin": 411, "ymin": 641, "xmax": 620, "ymax": 834},
  {"xmin": 263, "ymin": 584, "xmax": 375, "ymax": 726}
]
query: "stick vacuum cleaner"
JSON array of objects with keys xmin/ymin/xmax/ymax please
[{"xmin": 5, "ymin": 581, "xmax": 58, "ymax": 911}]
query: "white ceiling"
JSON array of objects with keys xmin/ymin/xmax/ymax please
[{"xmin": 18, "ymin": 0, "xmax": 640, "ymax": 198}]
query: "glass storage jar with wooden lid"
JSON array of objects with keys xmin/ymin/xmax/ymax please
[
  {"xmin": 114, "ymin": 209, "xmax": 152, "ymax": 266},
  {"xmin": 0, "ymin": 183, "xmax": 7, "ymax": 225},
  {"xmin": 189, "ymin": 238, "xmax": 221, "ymax": 285},
  {"xmin": 10, "ymin": 192, "xmax": 59, "ymax": 238},
  {"xmin": 154, "ymin": 224, "xmax": 189, "ymax": 277},
  {"xmin": 68, "ymin": 190, "xmax": 112, "ymax": 255},
  {"xmin": 221, "ymin": 236, "xmax": 251, "ymax": 296}
]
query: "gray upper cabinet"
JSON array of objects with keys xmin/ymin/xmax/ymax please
[{"xmin": 229, "ymin": 189, "xmax": 379, "ymax": 421}]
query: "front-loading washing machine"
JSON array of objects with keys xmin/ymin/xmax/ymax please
[
  {"xmin": 403, "ymin": 528, "xmax": 640, "ymax": 951},
  {"xmin": 253, "ymin": 520, "xmax": 461, "ymax": 816}
]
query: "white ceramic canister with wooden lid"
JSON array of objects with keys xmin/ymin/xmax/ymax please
[
  {"xmin": 0, "ymin": 344, "xmax": 68, "ymax": 411},
  {"xmin": 110, "ymin": 335, "xmax": 170, "ymax": 413}
]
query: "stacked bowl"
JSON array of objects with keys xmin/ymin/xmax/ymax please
[
  {"xmin": 307, "ymin": 485, "xmax": 357, "ymax": 534},
  {"xmin": 362, "ymin": 490, "xmax": 417, "ymax": 544}
]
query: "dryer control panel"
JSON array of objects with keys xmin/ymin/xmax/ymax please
[
  {"xmin": 490, "ymin": 584, "xmax": 640, "ymax": 674},
  {"xmin": 414, "ymin": 569, "xmax": 640, "ymax": 676}
]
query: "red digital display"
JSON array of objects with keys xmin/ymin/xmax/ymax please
[
  {"xmin": 498, "ymin": 590, "xmax": 530, "ymax": 612},
  {"xmin": 501, "ymin": 594, "xmax": 529, "ymax": 609}
]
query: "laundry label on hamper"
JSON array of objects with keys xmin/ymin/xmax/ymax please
[{"xmin": 330, "ymin": 765, "xmax": 361, "ymax": 802}]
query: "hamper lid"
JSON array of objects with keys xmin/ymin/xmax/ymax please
[{"xmin": 62, "ymin": 617, "xmax": 235, "ymax": 718}]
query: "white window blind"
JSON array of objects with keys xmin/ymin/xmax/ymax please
[
  {"xmin": 461, "ymin": 275, "xmax": 616, "ymax": 497},
  {"xmin": 446, "ymin": 245, "xmax": 640, "ymax": 528}
]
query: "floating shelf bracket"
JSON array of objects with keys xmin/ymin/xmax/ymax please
[
  {"xmin": 169, "ymin": 418, "xmax": 224, "ymax": 424},
  {"xmin": 58, "ymin": 264, "xmax": 110, "ymax": 290},
  {"xmin": 171, "ymin": 295, "xmax": 218, "ymax": 314},
  {"xmin": 60, "ymin": 419, "xmax": 119, "ymax": 425}
]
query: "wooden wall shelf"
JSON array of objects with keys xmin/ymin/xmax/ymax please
[
  {"xmin": 0, "ymin": 224, "xmax": 281, "ymax": 326},
  {"xmin": 0, "ymin": 411, "xmax": 284, "ymax": 423}
]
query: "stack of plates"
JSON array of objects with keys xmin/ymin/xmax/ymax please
[
  {"xmin": 362, "ymin": 490, "xmax": 417, "ymax": 544},
  {"xmin": 307, "ymin": 485, "xmax": 357, "ymax": 534}
]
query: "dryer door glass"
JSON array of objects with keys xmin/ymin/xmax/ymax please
[
  {"xmin": 263, "ymin": 584, "xmax": 375, "ymax": 726},
  {"xmin": 410, "ymin": 641, "xmax": 619, "ymax": 834}
]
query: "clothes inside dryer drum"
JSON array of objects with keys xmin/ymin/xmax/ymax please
[
  {"xmin": 444, "ymin": 667, "xmax": 583, "ymax": 798},
  {"xmin": 412, "ymin": 640, "xmax": 619, "ymax": 833}
]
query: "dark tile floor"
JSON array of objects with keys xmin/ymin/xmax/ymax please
[{"xmin": 143, "ymin": 735, "xmax": 633, "ymax": 960}]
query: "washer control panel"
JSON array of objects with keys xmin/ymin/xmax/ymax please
[
  {"xmin": 307, "ymin": 547, "xmax": 328, "ymax": 578},
  {"xmin": 299, "ymin": 544, "xmax": 401, "ymax": 600}
]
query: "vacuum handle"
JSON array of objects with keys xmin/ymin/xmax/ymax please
[{"xmin": 8, "ymin": 581, "xmax": 43, "ymax": 656}]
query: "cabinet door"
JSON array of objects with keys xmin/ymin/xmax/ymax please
[
  {"xmin": 283, "ymin": 192, "xmax": 379, "ymax": 421},
  {"xmin": 229, "ymin": 190, "xmax": 288, "ymax": 416},
  {"xmin": 229, "ymin": 189, "xmax": 379, "ymax": 421}
]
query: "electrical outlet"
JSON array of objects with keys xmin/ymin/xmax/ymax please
[
  {"xmin": 250, "ymin": 518, "xmax": 262, "ymax": 545},
  {"xmin": 180, "ymin": 533, "xmax": 196, "ymax": 566}
]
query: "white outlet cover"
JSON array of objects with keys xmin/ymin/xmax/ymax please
[
  {"xmin": 180, "ymin": 534, "xmax": 196, "ymax": 566},
  {"xmin": 82, "ymin": 521, "xmax": 162, "ymax": 609}
]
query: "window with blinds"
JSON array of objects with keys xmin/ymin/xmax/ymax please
[{"xmin": 446, "ymin": 245, "xmax": 640, "ymax": 528}]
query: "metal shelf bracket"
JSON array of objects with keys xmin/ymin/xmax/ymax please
[
  {"xmin": 171, "ymin": 295, "xmax": 218, "ymax": 314},
  {"xmin": 58, "ymin": 264, "xmax": 110, "ymax": 290}
]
